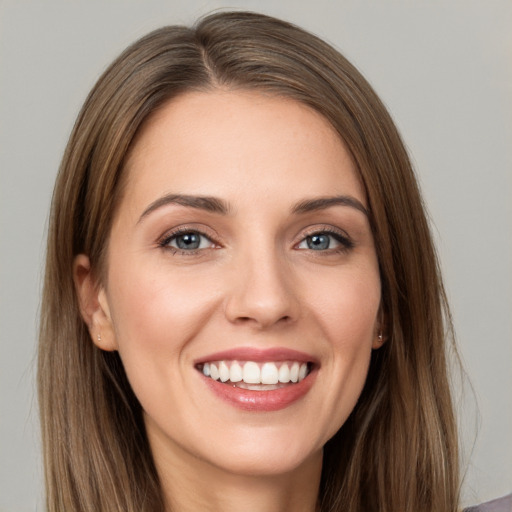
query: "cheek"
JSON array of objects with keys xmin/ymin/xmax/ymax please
[
  {"xmin": 305, "ymin": 267, "xmax": 380, "ymax": 431},
  {"xmin": 328, "ymin": 274, "xmax": 380, "ymax": 378},
  {"xmin": 105, "ymin": 264, "xmax": 222, "ymax": 388},
  {"xmin": 309, "ymin": 264, "xmax": 381, "ymax": 343},
  {"xmin": 104, "ymin": 267, "xmax": 223, "ymax": 427},
  {"xmin": 108, "ymin": 263, "xmax": 216, "ymax": 341}
]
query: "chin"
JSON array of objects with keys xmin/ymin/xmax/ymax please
[
  {"xmin": 207, "ymin": 439, "xmax": 323, "ymax": 478},
  {"xmin": 186, "ymin": 420, "xmax": 327, "ymax": 478}
]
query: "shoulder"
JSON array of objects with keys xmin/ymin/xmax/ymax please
[{"xmin": 464, "ymin": 494, "xmax": 512, "ymax": 512}]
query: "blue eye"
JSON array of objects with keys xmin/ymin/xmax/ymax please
[
  {"xmin": 306, "ymin": 234, "xmax": 331, "ymax": 250},
  {"xmin": 297, "ymin": 231, "xmax": 352, "ymax": 251},
  {"xmin": 163, "ymin": 231, "xmax": 214, "ymax": 252}
]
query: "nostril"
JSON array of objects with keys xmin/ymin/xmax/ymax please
[
  {"xmin": 234, "ymin": 314, "xmax": 291, "ymax": 325},
  {"xmin": 235, "ymin": 316, "xmax": 253, "ymax": 323}
]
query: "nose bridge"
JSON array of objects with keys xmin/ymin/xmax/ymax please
[{"xmin": 224, "ymin": 234, "xmax": 298, "ymax": 328}]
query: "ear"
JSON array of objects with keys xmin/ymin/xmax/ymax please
[
  {"xmin": 73, "ymin": 254, "xmax": 118, "ymax": 351},
  {"xmin": 372, "ymin": 306, "xmax": 388, "ymax": 350}
]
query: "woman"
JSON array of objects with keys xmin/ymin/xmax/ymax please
[{"xmin": 39, "ymin": 11, "xmax": 462, "ymax": 512}]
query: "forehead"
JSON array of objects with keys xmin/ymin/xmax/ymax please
[{"xmin": 122, "ymin": 89, "xmax": 365, "ymax": 212}]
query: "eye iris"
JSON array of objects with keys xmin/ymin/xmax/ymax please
[
  {"xmin": 307, "ymin": 234, "xmax": 330, "ymax": 250},
  {"xmin": 176, "ymin": 233, "xmax": 200, "ymax": 250}
]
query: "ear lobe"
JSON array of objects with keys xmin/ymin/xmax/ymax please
[
  {"xmin": 73, "ymin": 254, "xmax": 118, "ymax": 351},
  {"xmin": 372, "ymin": 307, "xmax": 388, "ymax": 350},
  {"xmin": 372, "ymin": 331, "xmax": 387, "ymax": 349}
]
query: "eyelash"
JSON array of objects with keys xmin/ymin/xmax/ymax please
[
  {"xmin": 158, "ymin": 226, "xmax": 218, "ymax": 255},
  {"xmin": 297, "ymin": 226, "xmax": 354, "ymax": 254},
  {"xmin": 157, "ymin": 226, "xmax": 354, "ymax": 255}
]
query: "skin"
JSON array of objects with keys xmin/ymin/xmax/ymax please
[{"xmin": 75, "ymin": 90, "xmax": 384, "ymax": 512}]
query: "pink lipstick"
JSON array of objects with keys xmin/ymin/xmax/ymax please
[{"xmin": 195, "ymin": 347, "xmax": 318, "ymax": 412}]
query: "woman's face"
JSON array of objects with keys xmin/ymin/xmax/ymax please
[{"xmin": 89, "ymin": 90, "xmax": 382, "ymax": 477}]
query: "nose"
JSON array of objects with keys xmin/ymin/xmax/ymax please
[{"xmin": 224, "ymin": 246, "xmax": 299, "ymax": 330}]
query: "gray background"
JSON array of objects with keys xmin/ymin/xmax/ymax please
[{"xmin": 1, "ymin": 1, "xmax": 510, "ymax": 510}]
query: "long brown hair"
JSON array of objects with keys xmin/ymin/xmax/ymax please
[{"xmin": 39, "ymin": 11, "xmax": 460, "ymax": 511}]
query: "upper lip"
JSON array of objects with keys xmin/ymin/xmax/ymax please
[{"xmin": 194, "ymin": 347, "xmax": 319, "ymax": 365}]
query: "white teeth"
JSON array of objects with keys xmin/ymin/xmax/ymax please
[
  {"xmin": 278, "ymin": 363, "xmax": 290, "ymax": 383},
  {"xmin": 219, "ymin": 361, "xmax": 230, "ymax": 382},
  {"xmin": 261, "ymin": 362, "xmax": 279, "ymax": 384},
  {"xmin": 298, "ymin": 363, "xmax": 308, "ymax": 381},
  {"xmin": 201, "ymin": 360, "xmax": 311, "ymax": 385},
  {"xmin": 210, "ymin": 363, "xmax": 219, "ymax": 380},
  {"xmin": 230, "ymin": 362, "xmax": 243, "ymax": 382},
  {"xmin": 243, "ymin": 362, "xmax": 261, "ymax": 384},
  {"xmin": 290, "ymin": 362, "xmax": 300, "ymax": 383}
]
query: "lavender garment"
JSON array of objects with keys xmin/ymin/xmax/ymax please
[{"xmin": 465, "ymin": 494, "xmax": 512, "ymax": 512}]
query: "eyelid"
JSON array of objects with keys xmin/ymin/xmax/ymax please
[
  {"xmin": 157, "ymin": 224, "xmax": 221, "ymax": 251},
  {"xmin": 156, "ymin": 223, "xmax": 354, "ymax": 254},
  {"xmin": 294, "ymin": 224, "xmax": 354, "ymax": 251},
  {"xmin": 297, "ymin": 224, "xmax": 352, "ymax": 241}
]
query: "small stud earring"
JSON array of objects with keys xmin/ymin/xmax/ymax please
[
  {"xmin": 378, "ymin": 332, "xmax": 383, "ymax": 342},
  {"xmin": 97, "ymin": 333, "xmax": 102, "ymax": 343}
]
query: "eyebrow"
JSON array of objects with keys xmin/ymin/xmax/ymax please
[
  {"xmin": 138, "ymin": 193, "xmax": 368, "ymax": 223},
  {"xmin": 138, "ymin": 194, "xmax": 230, "ymax": 223},
  {"xmin": 291, "ymin": 195, "xmax": 369, "ymax": 217}
]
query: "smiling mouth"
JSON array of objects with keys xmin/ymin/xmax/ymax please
[{"xmin": 196, "ymin": 360, "xmax": 312, "ymax": 390}]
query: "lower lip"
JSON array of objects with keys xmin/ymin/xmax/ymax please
[{"xmin": 201, "ymin": 370, "xmax": 317, "ymax": 412}]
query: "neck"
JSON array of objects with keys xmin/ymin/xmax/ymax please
[{"xmin": 149, "ymin": 430, "xmax": 322, "ymax": 512}]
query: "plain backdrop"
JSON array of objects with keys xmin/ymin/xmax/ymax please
[{"xmin": 1, "ymin": 1, "xmax": 510, "ymax": 510}]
